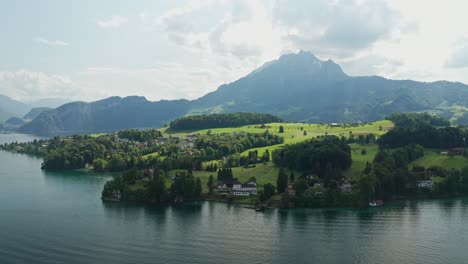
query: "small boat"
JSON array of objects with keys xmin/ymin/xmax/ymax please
[{"xmin": 369, "ymin": 200, "xmax": 384, "ymax": 207}]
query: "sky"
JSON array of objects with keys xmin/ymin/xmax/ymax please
[{"xmin": 1, "ymin": 0, "xmax": 468, "ymax": 103}]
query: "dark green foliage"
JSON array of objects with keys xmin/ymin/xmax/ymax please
[
  {"xmin": 379, "ymin": 125, "xmax": 467, "ymax": 148},
  {"xmin": 278, "ymin": 126, "xmax": 284, "ymax": 133},
  {"xmin": 217, "ymin": 168, "xmax": 233, "ymax": 182},
  {"xmin": 276, "ymin": 168, "xmax": 288, "ymax": 193},
  {"xmin": 294, "ymin": 179, "xmax": 308, "ymax": 196},
  {"xmin": 93, "ymin": 158, "xmax": 108, "ymax": 172},
  {"xmin": 147, "ymin": 175, "xmax": 168, "ymax": 202},
  {"xmin": 272, "ymin": 136, "xmax": 352, "ymax": 176},
  {"xmin": 207, "ymin": 175, "xmax": 214, "ymax": 193},
  {"xmin": 371, "ymin": 145, "xmax": 425, "ymax": 199},
  {"xmin": 195, "ymin": 178, "xmax": 202, "ymax": 197},
  {"xmin": 170, "ymin": 112, "xmax": 283, "ymax": 131},
  {"xmin": 172, "ymin": 172, "xmax": 202, "ymax": 200},
  {"xmin": 117, "ymin": 129, "xmax": 163, "ymax": 142},
  {"xmin": 357, "ymin": 172, "xmax": 376, "ymax": 205},
  {"xmin": 3, "ymin": 130, "xmax": 165, "ymax": 171},
  {"xmin": 289, "ymin": 172, "xmax": 295, "ymax": 183},
  {"xmin": 387, "ymin": 112, "xmax": 450, "ymax": 128},
  {"xmin": 263, "ymin": 183, "xmax": 275, "ymax": 200}
]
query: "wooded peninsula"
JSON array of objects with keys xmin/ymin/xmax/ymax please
[{"xmin": 3, "ymin": 112, "xmax": 468, "ymax": 208}]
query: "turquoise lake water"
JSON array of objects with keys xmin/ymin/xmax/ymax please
[{"xmin": 1, "ymin": 134, "xmax": 468, "ymax": 264}]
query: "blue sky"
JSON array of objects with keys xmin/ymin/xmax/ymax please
[{"xmin": 1, "ymin": 0, "xmax": 468, "ymax": 102}]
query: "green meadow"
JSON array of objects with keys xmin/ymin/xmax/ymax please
[{"xmin": 411, "ymin": 149, "xmax": 468, "ymax": 170}]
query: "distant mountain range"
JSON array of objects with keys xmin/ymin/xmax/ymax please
[
  {"xmin": 0, "ymin": 95, "xmax": 70, "ymax": 123},
  {"xmin": 9, "ymin": 51, "xmax": 468, "ymax": 135}
]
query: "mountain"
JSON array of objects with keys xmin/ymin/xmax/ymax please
[
  {"xmin": 0, "ymin": 95, "xmax": 30, "ymax": 122},
  {"xmin": 23, "ymin": 107, "xmax": 52, "ymax": 121},
  {"xmin": 193, "ymin": 51, "xmax": 468, "ymax": 122},
  {"xmin": 18, "ymin": 51, "xmax": 468, "ymax": 135},
  {"xmin": 19, "ymin": 96, "xmax": 190, "ymax": 135}
]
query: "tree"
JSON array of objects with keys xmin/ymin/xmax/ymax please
[
  {"xmin": 358, "ymin": 171, "xmax": 376, "ymax": 205},
  {"xmin": 303, "ymin": 130, "xmax": 307, "ymax": 136},
  {"xmin": 207, "ymin": 175, "xmax": 214, "ymax": 193},
  {"xmin": 276, "ymin": 168, "xmax": 288, "ymax": 193},
  {"xmin": 263, "ymin": 183, "xmax": 275, "ymax": 199},
  {"xmin": 279, "ymin": 126, "xmax": 284, "ymax": 133},
  {"xmin": 108, "ymin": 154, "xmax": 127, "ymax": 171},
  {"xmin": 294, "ymin": 179, "xmax": 308, "ymax": 196},
  {"xmin": 93, "ymin": 158, "xmax": 108, "ymax": 172},
  {"xmin": 148, "ymin": 176, "xmax": 168, "ymax": 202},
  {"xmin": 289, "ymin": 172, "xmax": 295, "ymax": 183},
  {"xmin": 195, "ymin": 178, "xmax": 202, "ymax": 197}
]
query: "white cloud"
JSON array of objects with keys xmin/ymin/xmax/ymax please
[
  {"xmin": 97, "ymin": 15, "xmax": 128, "ymax": 29},
  {"xmin": 5, "ymin": 1, "xmax": 468, "ymax": 103},
  {"xmin": 75, "ymin": 62, "xmax": 245, "ymax": 101},
  {"xmin": 35, "ymin": 37, "xmax": 69, "ymax": 46},
  {"xmin": 0, "ymin": 70, "xmax": 82, "ymax": 102}
]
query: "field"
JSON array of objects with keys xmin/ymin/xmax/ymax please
[
  {"xmin": 411, "ymin": 149, "xmax": 468, "ymax": 170},
  {"xmin": 163, "ymin": 120, "xmax": 393, "ymax": 157},
  {"xmin": 345, "ymin": 143, "xmax": 379, "ymax": 180},
  {"xmin": 166, "ymin": 162, "xmax": 299, "ymax": 193},
  {"xmin": 127, "ymin": 120, "xmax": 394, "ymax": 193}
]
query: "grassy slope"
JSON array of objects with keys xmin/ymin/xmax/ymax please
[
  {"xmin": 411, "ymin": 149, "xmax": 468, "ymax": 170},
  {"xmin": 167, "ymin": 163, "xmax": 299, "ymax": 193},
  {"xmin": 165, "ymin": 120, "xmax": 392, "ymax": 157},
  {"xmin": 345, "ymin": 144, "xmax": 379, "ymax": 180}
]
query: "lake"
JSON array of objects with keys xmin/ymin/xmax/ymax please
[{"xmin": 1, "ymin": 134, "xmax": 468, "ymax": 264}]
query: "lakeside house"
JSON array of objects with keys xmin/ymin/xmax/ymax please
[
  {"xmin": 287, "ymin": 184, "xmax": 296, "ymax": 196},
  {"xmin": 232, "ymin": 182, "xmax": 257, "ymax": 196},
  {"xmin": 338, "ymin": 178, "xmax": 352, "ymax": 193},
  {"xmin": 330, "ymin": 123, "xmax": 340, "ymax": 127},
  {"xmin": 417, "ymin": 180, "xmax": 434, "ymax": 189},
  {"xmin": 449, "ymin": 148, "xmax": 465, "ymax": 156}
]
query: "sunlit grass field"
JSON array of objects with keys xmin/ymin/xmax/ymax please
[{"xmin": 411, "ymin": 149, "xmax": 468, "ymax": 170}]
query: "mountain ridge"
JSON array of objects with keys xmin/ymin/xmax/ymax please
[{"xmin": 16, "ymin": 51, "xmax": 468, "ymax": 135}]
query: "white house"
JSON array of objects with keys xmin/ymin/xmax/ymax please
[
  {"xmin": 338, "ymin": 179, "xmax": 352, "ymax": 193},
  {"xmin": 232, "ymin": 182, "xmax": 257, "ymax": 196},
  {"xmin": 417, "ymin": 180, "xmax": 434, "ymax": 189}
]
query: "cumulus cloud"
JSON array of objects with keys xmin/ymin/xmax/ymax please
[
  {"xmin": 35, "ymin": 37, "xmax": 69, "ymax": 46},
  {"xmin": 97, "ymin": 15, "xmax": 128, "ymax": 28},
  {"xmin": 155, "ymin": 0, "xmax": 289, "ymax": 74},
  {"xmin": 0, "ymin": 70, "xmax": 82, "ymax": 102},
  {"xmin": 75, "ymin": 62, "xmax": 247, "ymax": 101},
  {"xmin": 273, "ymin": 0, "xmax": 398, "ymax": 57}
]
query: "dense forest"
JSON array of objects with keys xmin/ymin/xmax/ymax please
[
  {"xmin": 379, "ymin": 125, "xmax": 467, "ymax": 148},
  {"xmin": 117, "ymin": 129, "xmax": 163, "ymax": 142},
  {"xmin": 272, "ymin": 136, "xmax": 352, "ymax": 176},
  {"xmin": 386, "ymin": 112, "xmax": 450, "ymax": 128},
  {"xmin": 0, "ymin": 129, "xmax": 166, "ymax": 171},
  {"xmin": 169, "ymin": 112, "xmax": 283, "ymax": 131}
]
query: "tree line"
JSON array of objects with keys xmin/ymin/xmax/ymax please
[
  {"xmin": 169, "ymin": 112, "xmax": 284, "ymax": 131},
  {"xmin": 386, "ymin": 112, "xmax": 450, "ymax": 128},
  {"xmin": 272, "ymin": 136, "xmax": 352, "ymax": 176}
]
